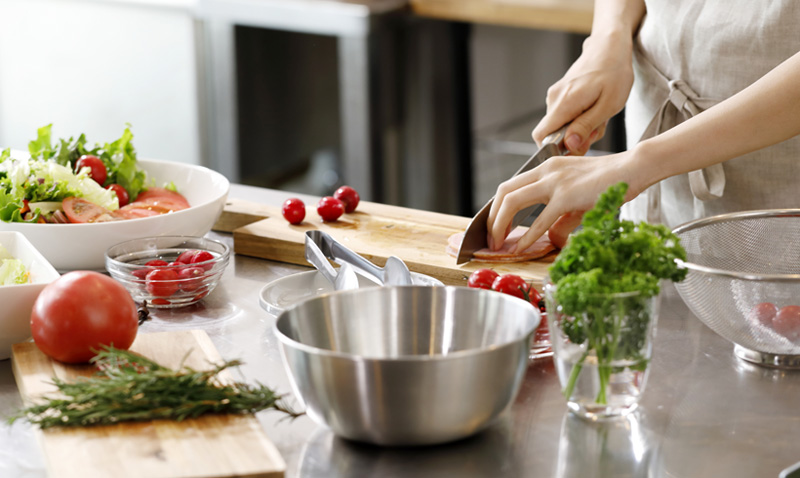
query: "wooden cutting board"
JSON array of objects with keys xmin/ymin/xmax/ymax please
[
  {"xmin": 11, "ymin": 330, "xmax": 285, "ymax": 478},
  {"xmin": 214, "ymin": 198, "xmax": 556, "ymax": 287}
]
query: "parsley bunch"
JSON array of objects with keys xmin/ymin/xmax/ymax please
[{"xmin": 548, "ymin": 182, "xmax": 687, "ymax": 404}]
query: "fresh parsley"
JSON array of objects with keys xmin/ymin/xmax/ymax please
[{"xmin": 548, "ymin": 182, "xmax": 687, "ymax": 404}]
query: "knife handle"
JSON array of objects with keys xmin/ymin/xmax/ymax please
[{"xmin": 542, "ymin": 125, "xmax": 568, "ymax": 148}]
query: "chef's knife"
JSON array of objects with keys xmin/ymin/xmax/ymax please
[{"xmin": 455, "ymin": 125, "xmax": 569, "ymax": 265}]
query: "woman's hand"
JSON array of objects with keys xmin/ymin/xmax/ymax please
[
  {"xmin": 532, "ymin": 32, "xmax": 636, "ymax": 156},
  {"xmin": 486, "ymin": 152, "xmax": 640, "ymax": 253}
]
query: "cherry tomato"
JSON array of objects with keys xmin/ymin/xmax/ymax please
[
  {"xmin": 317, "ymin": 196, "xmax": 345, "ymax": 222},
  {"xmin": 30, "ymin": 271, "xmax": 138, "ymax": 364},
  {"xmin": 134, "ymin": 187, "xmax": 190, "ymax": 209},
  {"xmin": 179, "ymin": 266, "xmax": 205, "ymax": 292},
  {"xmin": 334, "ymin": 186, "xmax": 360, "ymax": 213},
  {"xmin": 468, "ymin": 269, "xmax": 499, "ymax": 290},
  {"xmin": 62, "ymin": 197, "xmax": 112, "ymax": 223},
  {"xmin": 750, "ymin": 302, "xmax": 779, "ymax": 327},
  {"xmin": 176, "ymin": 250, "xmax": 199, "ymax": 264},
  {"xmin": 491, "ymin": 274, "xmax": 530, "ymax": 301},
  {"xmin": 527, "ymin": 286, "xmax": 544, "ymax": 311},
  {"xmin": 282, "ymin": 198, "xmax": 306, "ymax": 225},
  {"xmin": 146, "ymin": 268, "xmax": 179, "ymax": 297},
  {"xmin": 106, "ymin": 184, "xmax": 130, "ymax": 207},
  {"xmin": 75, "ymin": 155, "xmax": 108, "ymax": 185},
  {"xmin": 773, "ymin": 305, "xmax": 800, "ymax": 341},
  {"xmin": 146, "ymin": 259, "xmax": 169, "ymax": 268},
  {"xmin": 176, "ymin": 250, "xmax": 214, "ymax": 271}
]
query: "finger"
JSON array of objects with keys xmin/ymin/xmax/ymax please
[
  {"xmin": 535, "ymin": 82, "xmax": 603, "ymax": 148},
  {"xmin": 511, "ymin": 205, "xmax": 562, "ymax": 254},
  {"xmin": 563, "ymin": 101, "xmax": 616, "ymax": 155},
  {"xmin": 486, "ymin": 169, "xmax": 543, "ymax": 249},
  {"xmin": 488, "ymin": 179, "xmax": 549, "ymax": 252}
]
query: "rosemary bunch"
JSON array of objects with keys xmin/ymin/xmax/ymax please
[{"xmin": 8, "ymin": 347, "xmax": 302, "ymax": 429}]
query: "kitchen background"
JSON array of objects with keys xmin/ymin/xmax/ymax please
[{"xmin": 0, "ymin": 0, "xmax": 622, "ymax": 216}]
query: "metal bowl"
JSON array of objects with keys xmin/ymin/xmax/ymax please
[
  {"xmin": 274, "ymin": 286, "xmax": 540, "ymax": 446},
  {"xmin": 673, "ymin": 209, "xmax": 800, "ymax": 368}
]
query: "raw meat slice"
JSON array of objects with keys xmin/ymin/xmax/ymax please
[{"xmin": 447, "ymin": 227, "xmax": 556, "ymax": 263}]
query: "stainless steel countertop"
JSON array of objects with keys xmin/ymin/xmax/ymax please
[{"xmin": 2, "ymin": 183, "xmax": 800, "ymax": 477}]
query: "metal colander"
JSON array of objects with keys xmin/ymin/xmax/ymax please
[{"xmin": 672, "ymin": 209, "xmax": 800, "ymax": 368}]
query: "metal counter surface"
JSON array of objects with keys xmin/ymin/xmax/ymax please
[{"xmin": 1, "ymin": 183, "xmax": 800, "ymax": 477}]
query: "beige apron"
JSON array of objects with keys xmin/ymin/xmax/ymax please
[{"xmin": 620, "ymin": 0, "xmax": 800, "ymax": 228}]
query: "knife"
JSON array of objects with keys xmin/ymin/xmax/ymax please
[{"xmin": 455, "ymin": 125, "xmax": 569, "ymax": 265}]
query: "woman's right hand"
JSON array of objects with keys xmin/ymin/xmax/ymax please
[{"xmin": 532, "ymin": 32, "xmax": 636, "ymax": 155}]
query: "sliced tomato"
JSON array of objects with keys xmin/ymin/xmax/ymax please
[
  {"xmin": 111, "ymin": 207, "xmax": 161, "ymax": 220},
  {"xmin": 62, "ymin": 197, "xmax": 114, "ymax": 223},
  {"xmin": 135, "ymin": 188, "xmax": 190, "ymax": 209}
]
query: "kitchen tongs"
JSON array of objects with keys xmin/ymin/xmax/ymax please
[
  {"xmin": 455, "ymin": 125, "xmax": 569, "ymax": 264},
  {"xmin": 305, "ymin": 232, "xmax": 359, "ymax": 291},
  {"xmin": 305, "ymin": 230, "xmax": 413, "ymax": 287}
]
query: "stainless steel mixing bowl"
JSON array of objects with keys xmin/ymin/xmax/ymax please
[{"xmin": 274, "ymin": 286, "xmax": 541, "ymax": 446}]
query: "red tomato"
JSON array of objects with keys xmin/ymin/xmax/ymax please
[
  {"xmin": 334, "ymin": 186, "xmax": 360, "ymax": 213},
  {"xmin": 146, "ymin": 259, "xmax": 168, "ymax": 268},
  {"xmin": 30, "ymin": 271, "xmax": 138, "ymax": 364},
  {"xmin": 176, "ymin": 250, "xmax": 214, "ymax": 270},
  {"xmin": 528, "ymin": 286, "xmax": 544, "ymax": 311},
  {"xmin": 751, "ymin": 302, "xmax": 779, "ymax": 327},
  {"xmin": 773, "ymin": 305, "xmax": 800, "ymax": 341},
  {"xmin": 178, "ymin": 266, "xmax": 205, "ymax": 292},
  {"xmin": 492, "ymin": 274, "xmax": 530, "ymax": 301},
  {"xmin": 134, "ymin": 187, "xmax": 190, "ymax": 209},
  {"xmin": 317, "ymin": 196, "xmax": 344, "ymax": 222},
  {"xmin": 468, "ymin": 269, "xmax": 499, "ymax": 290},
  {"xmin": 106, "ymin": 184, "xmax": 130, "ymax": 207},
  {"xmin": 282, "ymin": 198, "xmax": 306, "ymax": 225},
  {"xmin": 146, "ymin": 268, "xmax": 179, "ymax": 297},
  {"xmin": 75, "ymin": 155, "xmax": 108, "ymax": 185},
  {"xmin": 62, "ymin": 197, "xmax": 112, "ymax": 223}
]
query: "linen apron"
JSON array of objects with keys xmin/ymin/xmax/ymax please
[{"xmin": 620, "ymin": 0, "xmax": 800, "ymax": 228}]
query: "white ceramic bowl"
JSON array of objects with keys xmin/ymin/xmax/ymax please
[
  {"xmin": 0, "ymin": 231, "xmax": 60, "ymax": 359},
  {"xmin": 0, "ymin": 159, "xmax": 229, "ymax": 272}
]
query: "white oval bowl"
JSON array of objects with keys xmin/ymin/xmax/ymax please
[{"xmin": 0, "ymin": 159, "xmax": 230, "ymax": 272}]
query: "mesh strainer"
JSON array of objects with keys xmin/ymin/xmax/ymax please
[{"xmin": 672, "ymin": 209, "xmax": 800, "ymax": 368}]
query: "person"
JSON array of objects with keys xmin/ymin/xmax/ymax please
[{"xmin": 486, "ymin": 0, "xmax": 800, "ymax": 253}]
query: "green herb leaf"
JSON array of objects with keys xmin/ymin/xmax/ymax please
[{"xmin": 7, "ymin": 346, "xmax": 302, "ymax": 429}]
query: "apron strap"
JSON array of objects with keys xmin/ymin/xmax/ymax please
[{"xmin": 636, "ymin": 53, "xmax": 724, "ymax": 223}]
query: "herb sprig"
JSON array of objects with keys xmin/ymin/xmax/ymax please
[
  {"xmin": 549, "ymin": 182, "xmax": 687, "ymax": 404},
  {"xmin": 8, "ymin": 347, "xmax": 302, "ymax": 429}
]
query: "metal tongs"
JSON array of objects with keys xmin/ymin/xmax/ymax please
[
  {"xmin": 305, "ymin": 230, "xmax": 413, "ymax": 288},
  {"xmin": 305, "ymin": 232, "xmax": 360, "ymax": 291}
]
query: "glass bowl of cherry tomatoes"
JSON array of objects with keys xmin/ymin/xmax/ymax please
[
  {"xmin": 105, "ymin": 236, "xmax": 230, "ymax": 308},
  {"xmin": 467, "ymin": 268, "xmax": 550, "ymax": 359}
]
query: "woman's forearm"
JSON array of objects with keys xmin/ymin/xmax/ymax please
[
  {"xmin": 590, "ymin": 0, "xmax": 646, "ymax": 38},
  {"xmin": 628, "ymin": 50, "xmax": 800, "ymax": 195}
]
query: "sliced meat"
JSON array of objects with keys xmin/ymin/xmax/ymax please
[{"xmin": 447, "ymin": 227, "xmax": 556, "ymax": 263}]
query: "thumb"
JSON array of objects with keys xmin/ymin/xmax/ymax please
[{"xmin": 563, "ymin": 108, "xmax": 610, "ymax": 155}]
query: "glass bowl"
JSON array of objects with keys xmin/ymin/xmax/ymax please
[{"xmin": 105, "ymin": 236, "xmax": 229, "ymax": 308}]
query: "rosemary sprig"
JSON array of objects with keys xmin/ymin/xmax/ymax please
[{"xmin": 8, "ymin": 346, "xmax": 302, "ymax": 429}]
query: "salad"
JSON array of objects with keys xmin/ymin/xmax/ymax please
[
  {"xmin": 0, "ymin": 243, "xmax": 30, "ymax": 285},
  {"xmin": 0, "ymin": 125, "xmax": 189, "ymax": 224}
]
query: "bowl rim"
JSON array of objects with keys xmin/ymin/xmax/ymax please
[
  {"xmin": 0, "ymin": 230, "xmax": 60, "ymax": 286},
  {"xmin": 672, "ymin": 208, "xmax": 800, "ymax": 282},
  {"xmin": 273, "ymin": 285, "xmax": 541, "ymax": 363},
  {"xmin": 104, "ymin": 235, "xmax": 230, "ymax": 271}
]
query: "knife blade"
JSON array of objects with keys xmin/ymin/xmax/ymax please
[{"xmin": 455, "ymin": 126, "xmax": 569, "ymax": 265}]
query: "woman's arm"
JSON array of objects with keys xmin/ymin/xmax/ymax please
[
  {"xmin": 489, "ymin": 49, "xmax": 800, "ymax": 253},
  {"xmin": 531, "ymin": 0, "xmax": 646, "ymax": 155}
]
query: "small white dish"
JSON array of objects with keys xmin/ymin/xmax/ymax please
[
  {"xmin": 259, "ymin": 270, "xmax": 443, "ymax": 316},
  {"xmin": 0, "ymin": 231, "xmax": 60, "ymax": 359}
]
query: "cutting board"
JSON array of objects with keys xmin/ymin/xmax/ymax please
[
  {"xmin": 214, "ymin": 198, "xmax": 555, "ymax": 287},
  {"xmin": 11, "ymin": 330, "xmax": 285, "ymax": 478}
]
